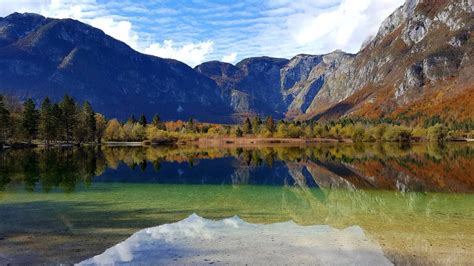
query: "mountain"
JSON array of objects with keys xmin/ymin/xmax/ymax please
[
  {"xmin": 197, "ymin": 0, "xmax": 473, "ymax": 122},
  {"xmin": 0, "ymin": 12, "xmax": 233, "ymax": 122},
  {"xmin": 195, "ymin": 57, "xmax": 289, "ymax": 119},
  {"xmin": 300, "ymin": 0, "xmax": 474, "ymax": 122},
  {"xmin": 0, "ymin": 0, "xmax": 472, "ymax": 123}
]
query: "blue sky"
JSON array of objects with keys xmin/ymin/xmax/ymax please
[{"xmin": 1, "ymin": 0, "xmax": 405, "ymax": 66}]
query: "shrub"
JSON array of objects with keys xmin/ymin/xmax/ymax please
[
  {"xmin": 351, "ymin": 124, "xmax": 365, "ymax": 142},
  {"xmin": 146, "ymin": 127, "xmax": 173, "ymax": 143},
  {"xmin": 312, "ymin": 124, "xmax": 324, "ymax": 137},
  {"xmin": 275, "ymin": 123, "xmax": 288, "ymax": 138},
  {"xmin": 427, "ymin": 124, "xmax": 447, "ymax": 142},
  {"xmin": 412, "ymin": 126, "xmax": 427, "ymax": 140},
  {"xmin": 103, "ymin": 119, "xmax": 123, "ymax": 141},
  {"xmin": 258, "ymin": 128, "xmax": 273, "ymax": 138},
  {"xmin": 328, "ymin": 124, "xmax": 343, "ymax": 139},
  {"xmin": 234, "ymin": 127, "xmax": 243, "ymax": 137},
  {"xmin": 287, "ymin": 124, "xmax": 304, "ymax": 138},
  {"xmin": 383, "ymin": 125, "xmax": 412, "ymax": 142}
]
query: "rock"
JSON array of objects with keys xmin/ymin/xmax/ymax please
[{"xmin": 396, "ymin": 63, "xmax": 424, "ymax": 101}]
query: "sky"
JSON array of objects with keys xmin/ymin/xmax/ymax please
[{"xmin": 0, "ymin": 0, "xmax": 405, "ymax": 67}]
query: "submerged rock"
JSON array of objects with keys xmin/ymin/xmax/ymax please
[{"xmin": 79, "ymin": 214, "xmax": 392, "ymax": 265}]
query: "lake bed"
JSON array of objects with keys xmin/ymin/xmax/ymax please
[{"xmin": 0, "ymin": 143, "xmax": 473, "ymax": 264}]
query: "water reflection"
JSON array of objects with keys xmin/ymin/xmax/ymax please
[
  {"xmin": 0, "ymin": 144, "xmax": 474, "ymax": 192},
  {"xmin": 1, "ymin": 143, "xmax": 473, "ymax": 193}
]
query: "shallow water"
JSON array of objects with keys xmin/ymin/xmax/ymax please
[{"xmin": 0, "ymin": 143, "xmax": 473, "ymax": 264}]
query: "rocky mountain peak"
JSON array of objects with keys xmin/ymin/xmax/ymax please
[
  {"xmin": 194, "ymin": 60, "xmax": 239, "ymax": 79},
  {"xmin": 0, "ymin": 12, "xmax": 49, "ymax": 47},
  {"xmin": 280, "ymin": 54, "xmax": 322, "ymax": 91},
  {"xmin": 373, "ymin": 0, "xmax": 419, "ymax": 44}
]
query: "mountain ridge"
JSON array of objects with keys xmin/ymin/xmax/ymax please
[
  {"xmin": 0, "ymin": 0, "xmax": 472, "ymax": 123},
  {"xmin": 0, "ymin": 12, "xmax": 235, "ymax": 122}
]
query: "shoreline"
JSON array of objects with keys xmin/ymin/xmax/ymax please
[{"xmin": 2, "ymin": 137, "xmax": 473, "ymax": 149}]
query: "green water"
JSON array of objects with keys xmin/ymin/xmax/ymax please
[{"xmin": 0, "ymin": 143, "xmax": 473, "ymax": 264}]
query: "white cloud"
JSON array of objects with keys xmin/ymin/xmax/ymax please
[
  {"xmin": 221, "ymin": 52, "xmax": 237, "ymax": 64},
  {"xmin": 144, "ymin": 40, "xmax": 214, "ymax": 67},
  {"xmin": 0, "ymin": 0, "xmax": 50, "ymax": 16},
  {"xmin": 88, "ymin": 17, "xmax": 139, "ymax": 49},
  {"xmin": 284, "ymin": 0, "xmax": 404, "ymax": 53}
]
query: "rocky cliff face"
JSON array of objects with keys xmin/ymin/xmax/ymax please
[
  {"xmin": 283, "ymin": 51, "xmax": 355, "ymax": 117},
  {"xmin": 198, "ymin": 0, "xmax": 472, "ymax": 121},
  {"xmin": 303, "ymin": 0, "xmax": 473, "ymax": 121},
  {"xmin": 0, "ymin": 13, "xmax": 232, "ymax": 122},
  {"xmin": 196, "ymin": 52, "xmax": 355, "ymax": 119},
  {"xmin": 196, "ymin": 57, "xmax": 289, "ymax": 119}
]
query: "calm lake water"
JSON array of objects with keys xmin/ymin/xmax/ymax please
[{"xmin": 0, "ymin": 143, "xmax": 473, "ymax": 264}]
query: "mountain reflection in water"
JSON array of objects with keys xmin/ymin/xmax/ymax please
[{"xmin": 1, "ymin": 143, "xmax": 473, "ymax": 193}]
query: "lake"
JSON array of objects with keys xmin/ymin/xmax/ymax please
[{"xmin": 0, "ymin": 143, "xmax": 473, "ymax": 264}]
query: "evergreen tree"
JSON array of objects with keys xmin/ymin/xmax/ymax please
[
  {"xmin": 0, "ymin": 95, "xmax": 11, "ymax": 144},
  {"xmin": 152, "ymin": 114, "xmax": 167, "ymax": 130},
  {"xmin": 265, "ymin": 116, "xmax": 275, "ymax": 133},
  {"xmin": 38, "ymin": 97, "xmax": 55, "ymax": 145},
  {"xmin": 152, "ymin": 114, "xmax": 161, "ymax": 126},
  {"xmin": 51, "ymin": 104, "xmax": 63, "ymax": 141},
  {"xmin": 242, "ymin": 117, "xmax": 252, "ymax": 134},
  {"xmin": 83, "ymin": 101, "xmax": 96, "ymax": 142},
  {"xmin": 59, "ymin": 95, "xmax": 77, "ymax": 143},
  {"xmin": 21, "ymin": 98, "xmax": 39, "ymax": 143},
  {"xmin": 139, "ymin": 113, "xmax": 147, "ymax": 127},
  {"xmin": 187, "ymin": 117, "xmax": 195, "ymax": 132}
]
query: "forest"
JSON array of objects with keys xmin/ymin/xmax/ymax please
[{"xmin": 1, "ymin": 94, "xmax": 473, "ymax": 146}]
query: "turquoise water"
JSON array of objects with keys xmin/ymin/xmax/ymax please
[{"xmin": 0, "ymin": 143, "xmax": 473, "ymax": 264}]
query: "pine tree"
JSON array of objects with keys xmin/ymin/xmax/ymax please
[
  {"xmin": 152, "ymin": 114, "xmax": 161, "ymax": 127},
  {"xmin": 22, "ymin": 98, "xmax": 39, "ymax": 143},
  {"xmin": 59, "ymin": 95, "xmax": 77, "ymax": 143},
  {"xmin": 0, "ymin": 95, "xmax": 11, "ymax": 144},
  {"xmin": 187, "ymin": 117, "xmax": 195, "ymax": 132},
  {"xmin": 51, "ymin": 104, "xmax": 63, "ymax": 141},
  {"xmin": 139, "ymin": 113, "xmax": 147, "ymax": 127},
  {"xmin": 242, "ymin": 117, "xmax": 252, "ymax": 135},
  {"xmin": 38, "ymin": 97, "xmax": 55, "ymax": 145},
  {"xmin": 83, "ymin": 101, "xmax": 96, "ymax": 142}
]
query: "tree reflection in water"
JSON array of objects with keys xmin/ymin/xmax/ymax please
[{"xmin": 0, "ymin": 143, "xmax": 473, "ymax": 193}]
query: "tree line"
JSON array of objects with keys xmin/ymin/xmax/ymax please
[
  {"xmin": 1, "ymin": 94, "xmax": 473, "ymax": 146},
  {"xmin": 0, "ymin": 95, "xmax": 104, "ymax": 145},
  {"xmin": 232, "ymin": 116, "xmax": 474, "ymax": 142}
]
